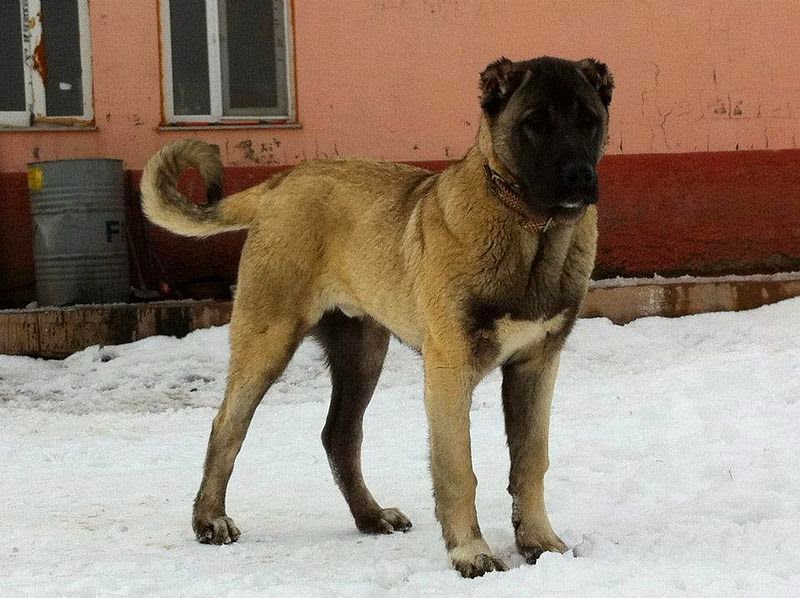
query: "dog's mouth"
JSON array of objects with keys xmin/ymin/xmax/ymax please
[
  {"xmin": 557, "ymin": 189, "xmax": 597, "ymax": 206},
  {"xmin": 548, "ymin": 193, "xmax": 597, "ymax": 219}
]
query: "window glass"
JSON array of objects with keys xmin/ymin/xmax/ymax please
[
  {"xmin": 41, "ymin": 0, "xmax": 84, "ymax": 116},
  {"xmin": 0, "ymin": 1, "xmax": 26, "ymax": 112},
  {"xmin": 220, "ymin": 0, "xmax": 278, "ymax": 115},
  {"xmin": 169, "ymin": 0, "xmax": 211, "ymax": 115}
]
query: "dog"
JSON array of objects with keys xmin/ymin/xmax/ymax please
[{"xmin": 140, "ymin": 55, "xmax": 613, "ymax": 578}]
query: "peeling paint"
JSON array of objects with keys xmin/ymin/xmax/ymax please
[
  {"xmin": 640, "ymin": 63, "xmax": 661, "ymax": 117},
  {"xmin": 234, "ymin": 140, "xmax": 281, "ymax": 165},
  {"xmin": 32, "ymin": 32, "xmax": 47, "ymax": 84},
  {"xmin": 235, "ymin": 140, "xmax": 259, "ymax": 164},
  {"xmin": 657, "ymin": 105, "xmax": 674, "ymax": 149}
]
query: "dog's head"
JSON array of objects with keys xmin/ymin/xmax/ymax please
[{"xmin": 478, "ymin": 56, "xmax": 614, "ymax": 219}]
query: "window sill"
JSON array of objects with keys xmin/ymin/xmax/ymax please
[
  {"xmin": 0, "ymin": 124, "xmax": 98, "ymax": 133},
  {"xmin": 158, "ymin": 122, "xmax": 302, "ymax": 132}
]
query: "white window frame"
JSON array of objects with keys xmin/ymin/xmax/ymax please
[
  {"xmin": 0, "ymin": 0, "xmax": 94, "ymax": 128},
  {"xmin": 160, "ymin": 0, "xmax": 296, "ymax": 126}
]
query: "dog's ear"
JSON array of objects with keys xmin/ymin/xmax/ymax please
[
  {"xmin": 479, "ymin": 57, "xmax": 525, "ymax": 116},
  {"xmin": 578, "ymin": 58, "xmax": 614, "ymax": 110}
]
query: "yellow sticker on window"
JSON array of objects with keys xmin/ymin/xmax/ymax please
[{"xmin": 28, "ymin": 168, "xmax": 44, "ymax": 192}]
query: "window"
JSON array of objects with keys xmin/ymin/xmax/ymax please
[
  {"xmin": 0, "ymin": 0, "xmax": 93, "ymax": 128},
  {"xmin": 161, "ymin": 0, "xmax": 295, "ymax": 125}
]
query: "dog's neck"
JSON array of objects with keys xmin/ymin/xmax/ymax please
[
  {"xmin": 472, "ymin": 122, "xmax": 554, "ymax": 235},
  {"xmin": 482, "ymin": 164, "xmax": 553, "ymax": 234}
]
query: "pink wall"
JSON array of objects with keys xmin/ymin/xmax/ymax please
[{"xmin": 1, "ymin": 0, "xmax": 799, "ymax": 173}]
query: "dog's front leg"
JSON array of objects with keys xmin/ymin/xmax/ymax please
[
  {"xmin": 501, "ymin": 351, "xmax": 568, "ymax": 564},
  {"xmin": 423, "ymin": 340, "xmax": 507, "ymax": 577}
]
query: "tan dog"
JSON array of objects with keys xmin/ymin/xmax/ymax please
[{"xmin": 141, "ymin": 55, "xmax": 613, "ymax": 578}]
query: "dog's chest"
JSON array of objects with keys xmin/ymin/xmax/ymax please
[{"xmin": 493, "ymin": 312, "xmax": 567, "ymax": 365}]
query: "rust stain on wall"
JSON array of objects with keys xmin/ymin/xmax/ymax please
[
  {"xmin": 32, "ymin": 27, "xmax": 47, "ymax": 84},
  {"xmin": 33, "ymin": 115, "xmax": 95, "ymax": 127}
]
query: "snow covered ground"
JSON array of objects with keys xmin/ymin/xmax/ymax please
[{"xmin": 1, "ymin": 299, "xmax": 799, "ymax": 596}]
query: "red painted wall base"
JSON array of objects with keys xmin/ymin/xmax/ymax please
[
  {"xmin": 596, "ymin": 149, "xmax": 800, "ymax": 278},
  {"xmin": 2, "ymin": 149, "xmax": 800, "ymax": 308}
]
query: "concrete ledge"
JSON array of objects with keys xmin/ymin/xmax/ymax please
[
  {"xmin": 0, "ymin": 300, "xmax": 232, "ymax": 359},
  {"xmin": 583, "ymin": 274, "xmax": 800, "ymax": 324},
  {"xmin": 2, "ymin": 274, "xmax": 799, "ymax": 358}
]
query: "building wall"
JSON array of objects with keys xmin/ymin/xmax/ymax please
[
  {"xmin": 1, "ymin": 0, "xmax": 799, "ymax": 172},
  {"xmin": 2, "ymin": 1, "xmax": 800, "ymax": 306}
]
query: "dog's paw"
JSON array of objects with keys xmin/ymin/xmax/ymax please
[
  {"xmin": 193, "ymin": 515, "xmax": 240, "ymax": 545},
  {"xmin": 449, "ymin": 539, "xmax": 508, "ymax": 578},
  {"xmin": 518, "ymin": 533, "xmax": 568, "ymax": 564},
  {"xmin": 355, "ymin": 507, "xmax": 412, "ymax": 534},
  {"xmin": 452, "ymin": 553, "xmax": 508, "ymax": 578}
]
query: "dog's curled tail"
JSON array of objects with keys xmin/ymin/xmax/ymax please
[{"xmin": 140, "ymin": 139, "xmax": 257, "ymax": 237}]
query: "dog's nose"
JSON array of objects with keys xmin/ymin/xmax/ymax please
[{"xmin": 561, "ymin": 162, "xmax": 597, "ymax": 193}]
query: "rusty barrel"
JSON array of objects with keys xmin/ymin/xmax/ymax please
[{"xmin": 27, "ymin": 159, "xmax": 130, "ymax": 306}]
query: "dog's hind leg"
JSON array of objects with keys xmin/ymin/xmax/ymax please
[
  {"xmin": 193, "ymin": 306, "xmax": 303, "ymax": 545},
  {"xmin": 314, "ymin": 310, "xmax": 412, "ymax": 534}
]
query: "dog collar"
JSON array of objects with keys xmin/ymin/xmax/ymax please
[{"xmin": 483, "ymin": 164, "xmax": 553, "ymax": 234}]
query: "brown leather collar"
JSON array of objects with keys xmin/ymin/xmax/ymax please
[{"xmin": 484, "ymin": 164, "xmax": 553, "ymax": 234}]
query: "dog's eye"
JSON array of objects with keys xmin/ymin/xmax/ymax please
[
  {"xmin": 523, "ymin": 113, "xmax": 549, "ymax": 133},
  {"xmin": 577, "ymin": 109, "xmax": 599, "ymax": 132}
]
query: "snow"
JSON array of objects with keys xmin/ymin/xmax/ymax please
[{"xmin": 2, "ymin": 299, "xmax": 799, "ymax": 596}]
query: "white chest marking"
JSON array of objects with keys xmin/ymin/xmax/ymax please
[{"xmin": 494, "ymin": 312, "xmax": 567, "ymax": 364}]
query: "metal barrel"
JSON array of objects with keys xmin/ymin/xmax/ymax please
[{"xmin": 27, "ymin": 159, "xmax": 130, "ymax": 306}]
